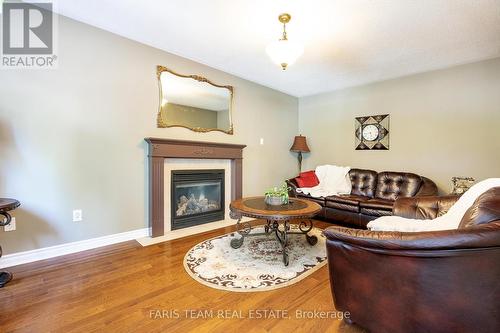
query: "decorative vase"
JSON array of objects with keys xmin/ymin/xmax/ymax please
[{"xmin": 265, "ymin": 195, "xmax": 286, "ymax": 206}]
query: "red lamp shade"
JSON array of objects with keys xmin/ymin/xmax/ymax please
[{"xmin": 290, "ymin": 135, "xmax": 310, "ymax": 153}]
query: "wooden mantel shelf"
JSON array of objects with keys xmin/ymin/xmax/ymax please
[
  {"xmin": 145, "ymin": 138, "xmax": 247, "ymax": 150},
  {"xmin": 145, "ymin": 138, "xmax": 247, "ymax": 237}
]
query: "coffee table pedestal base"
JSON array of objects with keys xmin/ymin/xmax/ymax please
[{"xmin": 230, "ymin": 218, "xmax": 317, "ymax": 266}]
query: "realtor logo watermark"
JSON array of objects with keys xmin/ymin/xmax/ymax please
[{"xmin": 1, "ymin": 1, "xmax": 57, "ymax": 68}]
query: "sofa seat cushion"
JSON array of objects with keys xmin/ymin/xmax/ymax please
[
  {"xmin": 325, "ymin": 195, "xmax": 371, "ymax": 213},
  {"xmin": 360, "ymin": 198, "xmax": 394, "ymax": 211},
  {"xmin": 297, "ymin": 194, "xmax": 325, "ymax": 206},
  {"xmin": 359, "ymin": 198, "xmax": 394, "ymax": 217},
  {"xmin": 326, "ymin": 194, "xmax": 370, "ymax": 206},
  {"xmin": 360, "ymin": 207, "xmax": 393, "ymax": 217},
  {"xmin": 326, "ymin": 201, "xmax": 359, "ymax": 213}
]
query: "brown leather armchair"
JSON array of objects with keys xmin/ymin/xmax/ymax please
[{"xmin": 324, "ymin": 187, "xmax": 500, "ymax": 333}]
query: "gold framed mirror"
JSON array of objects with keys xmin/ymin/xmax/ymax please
[{"xmin": 157, "ymin": 66, "xmax": 234, "ymax": 134}]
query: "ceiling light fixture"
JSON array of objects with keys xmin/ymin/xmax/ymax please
[{"xmin": 266, "ymin": 13, "xmax": 303, "ymax": 70}]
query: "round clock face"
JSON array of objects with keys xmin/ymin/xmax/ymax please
[{"xmin": 362, "ymin": 124, "xmax": 379, "ymax": 141}]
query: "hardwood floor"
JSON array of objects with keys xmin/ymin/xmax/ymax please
[{"xmin": 0, "ymin": 221, "xmax": 366, "ymax": 333}]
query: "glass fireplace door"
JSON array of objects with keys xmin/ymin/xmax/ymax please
[{"xmin": 171, "ymin": 170, "xmax": 225, "ymax": 230}]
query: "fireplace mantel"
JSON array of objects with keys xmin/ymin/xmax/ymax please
[{"xmin": 145, "ymin": 138, "xmax": 246, "ymax": 237}]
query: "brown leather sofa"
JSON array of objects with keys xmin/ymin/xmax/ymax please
[
  {"xmin": 324, "ymin": 187, "xmax": 500, "ymax": 333},
  {"xmin": 287, "ymin": 168, "xmax": 438, "ymax": 228}
]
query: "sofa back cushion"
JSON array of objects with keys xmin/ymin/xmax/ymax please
[
  {"xmin": 459, "ymin": 187, "xmax": 500, "ymax": 228},
  {"xmin": 349, "ymin": 169, "xmax": 378, "ymax": 198},
  {"xmin": 375, "ymin": 172, "xmax": 422, "ymax": 201}
]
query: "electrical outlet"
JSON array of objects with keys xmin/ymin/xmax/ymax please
[
  {"xmin": 4, "ymin": 217, "xmax": 16, "ymax": 232},
  {"xmin": 73, "ymin": 209, "xmax": 83, "ymax": 222}
]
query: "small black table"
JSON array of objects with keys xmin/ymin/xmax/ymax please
[{"xmin": 0, "ymin": 198, "xmax": 20, "ymax": 288}]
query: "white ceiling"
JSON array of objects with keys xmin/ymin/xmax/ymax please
[{"xmin": 55, "ymin": 0, "xmax": 500, "ymax": 97}]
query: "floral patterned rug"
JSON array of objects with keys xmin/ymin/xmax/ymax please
[{"xmin": 183, "ymin": 226, "xmax": 327, "ymax": 292}]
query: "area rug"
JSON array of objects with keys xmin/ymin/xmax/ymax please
[{"xmin": 183, "ymin": 226, "xmax": 327, "ymax": 292}]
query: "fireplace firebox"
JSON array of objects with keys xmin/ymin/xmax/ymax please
[{"xmin": 171, "ymin": 170, "xmax": 225, "ymax": 230}]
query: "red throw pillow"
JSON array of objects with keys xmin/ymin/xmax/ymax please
[
  {"xmin": 295, "ymin": 170, "xmax": 319, "ymax": 188},
  {"xmin": 300, "ymin": 170, "xmax": 317, "ymax": 179}
]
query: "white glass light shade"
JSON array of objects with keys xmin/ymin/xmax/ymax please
[{"xmin": 266, "ymin": 38, "xmax": 304, "ymax": 70}]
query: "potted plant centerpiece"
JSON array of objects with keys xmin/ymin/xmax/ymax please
[{"xmin": 264, "ymin": 183, "xmax": 290, "ymax": 206}]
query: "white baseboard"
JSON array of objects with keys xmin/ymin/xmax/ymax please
[
  {"xmin": 136, "ymin": 217, "xmax": 251, "ymax": 247},
  {"xmin": 0, "ymin": 228, "xmax": 150, "ymax": 269}
]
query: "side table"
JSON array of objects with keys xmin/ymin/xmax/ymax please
[{"xmin": 0, "ymin": 198, "xmax": 21, "ymax": 288}]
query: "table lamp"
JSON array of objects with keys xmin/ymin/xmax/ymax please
[{"xmin": 290, "ymin": 135, "xmax": 310, "ymax": 173}]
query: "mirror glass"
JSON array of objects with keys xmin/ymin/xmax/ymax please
[{"xmin": 157, "ymin": 66, "xmax": 233, "ymax": 134}]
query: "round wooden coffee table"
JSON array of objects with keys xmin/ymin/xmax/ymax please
[
  {"xmin": 229, "ymin": 196, "xmax": 321, "ymax": 266},
  {"xmin": 0, "ymin": 198, "xmax": 20, "ymax": 288}
]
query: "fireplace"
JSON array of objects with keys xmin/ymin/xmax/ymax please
[
  {"xmin": 145, "ymin": 138, "xmax": 246, "ymax": 237},
  {"xmin": 171, "ymin": 169, "xmax": 225, "ymax": 230}
]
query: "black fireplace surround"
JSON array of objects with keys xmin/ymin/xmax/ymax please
[{"xmin": 171, "ymin": 169, "xmax": 225, "ymax": 230}]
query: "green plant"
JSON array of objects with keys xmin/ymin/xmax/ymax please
[{"xmin": 264, "ymin": 182, "xmax": 291, "ymax": 204}]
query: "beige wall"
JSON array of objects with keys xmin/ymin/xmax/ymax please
[
  {"xmin": 0, "ymin": 15, "xmax": 298, "ymax": 254},
  {"xmin": 299, "ymin": 58, "xmax": 500, "ymax": 193}
]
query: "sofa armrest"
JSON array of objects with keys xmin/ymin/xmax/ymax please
[
  {"xmin": 286, "ymin": 178, "xmax": 299, "ymax": 197},
  {"xmin": 394, "ymin": 195, "xmax": 459, "ymax": 220},
  {"xmin": 415, "ymin": 176, "xmax": 438, "ymax": 196},
  {"xmin": 323, "ymin": 222, "xmax": 500, "ymax": 251}
]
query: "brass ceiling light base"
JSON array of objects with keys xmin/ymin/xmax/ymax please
[
  {"xmin": 278, "ymin": 13, "xmax": 291, "ymax": 24},
  {"xmin": 266, "ymin": 12, "xmax": 303, "ymax": 71},
  {"xmin": 278, "ymin": 13, "xmax": 291, "ymax": 41}
]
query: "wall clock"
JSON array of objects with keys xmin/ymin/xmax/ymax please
[{"xmin": 355, "ymin": 114, "xmax": 389, "ymax": 150}]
